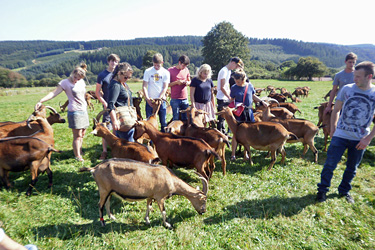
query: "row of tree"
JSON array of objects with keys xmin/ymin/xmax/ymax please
[{"xmin": 2, "ymin": 21, "xmax": 373, "ymax": 87}]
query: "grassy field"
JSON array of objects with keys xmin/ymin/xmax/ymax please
[{"xmin": 1, "ymin": 80, "xmax": 375, "ymax": 249}]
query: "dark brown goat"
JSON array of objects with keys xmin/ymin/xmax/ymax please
[
  {"xmin": 0, "ymin": 136, "xmax": 60, "ymax": 195},
  {"xmin": 133, "ymin": 120, "xmax": 219, "ymax": 180},
  {"xmin": 91, "ymin": 119, "xmax": 159, "ymax": 164}
]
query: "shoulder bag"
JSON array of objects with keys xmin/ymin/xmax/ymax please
[
  {"xmin": 229, "ymin": 84, "xmax": 249, "ymax": 117},
  {"xmin": 116, "ymin": 88, "xmax": 137, "ymax": 132}
]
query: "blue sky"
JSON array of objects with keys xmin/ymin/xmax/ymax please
[{"xmin": 1, "ymin": 0, "xmax": 374, "ymax": 45}]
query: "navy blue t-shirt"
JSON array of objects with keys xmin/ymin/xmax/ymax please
[
  {"xmin": 230, "ymin": 83, "xmax": 255, "ymax": 107},
  {"xmin": 190, "ymin": 77, "xmax": 214, "ymax": 104},
  {"xmin": 97, "ymin": 70, "xmax": 112, "ymax": 102}
]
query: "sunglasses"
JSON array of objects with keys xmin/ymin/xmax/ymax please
[{"xmin": 120, "ymin": 72, "xmax": 132, "ymax": 80}]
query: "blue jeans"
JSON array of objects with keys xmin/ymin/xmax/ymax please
[
  {"xmin": 115, "ymin": 128, "xmax": 135, "ymax": 142},
  {"xmin": 317, "ymin": 136, "xmax": 365, "ymax": 195},
  {"xmin": 146, "ymin": 101, "xmax": 167, "ymax": 132},
  {"xmin": 170, "ymin": 98, "xmax": 189, "ymax": 121}
]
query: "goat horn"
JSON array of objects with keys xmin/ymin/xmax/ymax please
[
  {"xmin": 96, "ymin": 109, "xmax": 110, "ymax": 123},
  {"xmin": 195, "ymin": 172, "xmax": 208, "ymax": 195},
  {"xmin": 267, "ymin": 98, "xmax": 280, "ymax": 106},
  {"xmin": 45, "ymin": 105, "xmax": 58, "ymax": 114},
  {"xmin": 26, "ymin": 114, "xmax": 35, "ymax": 129}
]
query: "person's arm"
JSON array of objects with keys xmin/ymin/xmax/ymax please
[
  {"xmin": 95, "ymin": 83, "xmax": 107, "ymax": 109},
  {"xmin": 0, "ymin": 228, "xmax": 28, "ymax": 250},
  {"xmin": 142, "ymin": 80, "xmax": 153, "ymax": 107},
  {"xmin": 253, "ymin": 94, "xmax": 268, "ymax": 107},
  {"xmin": 35, "ymin": 85, "xmax": 63, "ymax": 110},
  {"xmin": 356, "ymin": 124, "xmax": 375, "ymax": 150},
  {"xmin": 324, "ymin": 85, "xmax": 338, "ymax": 114},
  {"xmin": 107, "ymin": 82, "xmax": 120, "ymax": 131},
  {"xmin": 190, "ymin": 86, "xmax": 196, "ymax": 108},
  {"xmin": 330, "ymin": 99, "xmax": 343, "ymax": 137},
  {"xmin": 220, "ymin": 78, "xmax": 231, "ymax": 100},
  {"xmin": 158, "ymin": 81, "xmax": 169, "ymax": 100}
]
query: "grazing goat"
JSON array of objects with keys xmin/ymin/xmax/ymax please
[
  {"xmin": 59, "ymin": 100, "xmax": 69, "ymax": 112},
  {"xmin": 0, "ymin": 136, "xmax": 60, "ymax": 195},
  {"xmin": 261, "ymin": 106, "xmax": 319, "ymax": 162},
  {"xmin": 217, "ymin": 107, "xmax": 296, "ymax": 170},
  {"xmin": 270, "ymin": 102, "xmax": 301, "ymax": 115},
  {"xmin": 60, "ymin": 93, "xmax": 96, "ymax": 112},
  {"xmin": 268, "ymin": 93, "xmax": 287, "ymax": 103},
  {"xmin": 133, "ymin": 120, "xmax": 219, "ymax": 180},
  {"xmin": 91, "ymin": 119, "xmax": 159, "ymax": 164},
  {"xmin": 79, "ymin": 158, "xmax": 208, "ymax": 228}
]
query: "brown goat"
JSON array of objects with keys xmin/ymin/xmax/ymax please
[
  {"xmin": 133, "ymin": 120, "xmax": 219, "ymax": 180},
  {"xmin": 91, "ymin": 119, "xmax": 159, "ymax": 164},
  {"xmin": 217, "ymin": 107, "xmax": 296, "ymax": 170},
  {"xmin": 184, "ymin": 122, "xmax": 230, "ymax": 177},
  {"xmin": 315, "ymin": 102, "xmax": 334, "ymax": 151},
  {"xmin": 268, "ymin": 93, "xmax": 287, "ymax": 103},
  {"xmin": 261, "ymin": 106, "xmax": 319, "ymax": 162},
  {"xmin": 79, "ymin": 158, "xmax": 208, "ymax": 228},
  {"xmin": 0, "ymin": 106, "xmax": 64, "ymax": 138},
  {"xmin": 269, "ymin": 102, "xmax": 301, "ymax": 115},
  {"xmin": 0, "ymin": 136, "xmax": 60, "ymax": 195}
]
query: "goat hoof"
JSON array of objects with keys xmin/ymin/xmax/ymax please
[{"xmin": 164, "ymin": 222, "xmax": 172, "ymax": 229}]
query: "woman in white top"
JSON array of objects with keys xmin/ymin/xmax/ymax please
[{"xmin": 35, "ymin": 63, "xmax": 89, "ymax": 162}]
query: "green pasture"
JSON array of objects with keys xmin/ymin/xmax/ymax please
[{"xmin": 1, "ymin": 80, "xmax": 375, "ymax": 249}]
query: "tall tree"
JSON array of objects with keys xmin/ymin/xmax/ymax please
[
  {"xmin": 201, "ymin": 21, "xmax": 250, "ymax": 78},
  {"xmin": 293, "ymin": 57, "xmax": 327, "ymax": 80}
]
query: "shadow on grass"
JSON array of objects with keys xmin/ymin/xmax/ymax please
[
  {"xmin": 34, "ymin": 208, "xmax": 197, "ymax": 239},
  {"xmin": 204, "ymin": 193, "xmax": 335, "ymax": 225}
]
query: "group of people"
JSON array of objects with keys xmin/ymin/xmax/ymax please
[{"xmin": 35, "ymin": 51, "xmax": 375, "ymax": 205}]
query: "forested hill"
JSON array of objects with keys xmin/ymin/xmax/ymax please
[{"xmin": 0, "ymin": 36, "xmax": 374, "ymax": 87}]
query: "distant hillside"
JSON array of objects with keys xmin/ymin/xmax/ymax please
[{"xmin": 0, "ymin": 37, "xmax": 374, "ymax": 84}]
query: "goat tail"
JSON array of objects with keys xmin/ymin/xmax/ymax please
[
  {"xmin": 206, "ymin": 149, "xmax": 221, "ymax": 161},
  {"xmin": 48, "ymin": 146, "xmax": 62, "ymax": 153},
  {"xmin": 287, "ymin": 132, "xmax": 299, "ymax": 142}
]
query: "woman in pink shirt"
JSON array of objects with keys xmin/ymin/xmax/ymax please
[{"xmin": 35, "ymin": 63, "xmax": 89, "ymax": 162}]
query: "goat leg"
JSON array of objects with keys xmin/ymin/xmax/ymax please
[
  {"xmin": 267, "ymin": 150, "xmax": 276, "ymax": 170},
  {"xmin": 157, "ymin": 199, "xmax": 171, "ymax": 229},
  {"xmin": 0, "ymin": 168, "xmax": 11, "ymax": 189},
  {"xmin": 105, "ymin": 196, "xmax": 116, "ymax": 220},
  {"xmin": 145, "ymin": 198, "xmax": 153, "ymax": 225},
  {"xmin": 26, "ymin": 177, "xmax": 38, "ymax": 196}
]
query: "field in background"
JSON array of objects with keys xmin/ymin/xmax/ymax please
[{"xmin": 1, "ymin": 80, "xmax": 375, "ymax": 249}]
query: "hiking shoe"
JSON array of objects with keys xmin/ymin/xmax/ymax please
[
  {"xmin": 316, "ymin": 192, "xmax": 327, "ymax": 202},
  {"xmin": 339, "ymin": 193, "xmax": 354, "ymax": 204}
]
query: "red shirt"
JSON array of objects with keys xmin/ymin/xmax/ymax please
[{"xmin": 168, "ymin": 66, "xmax": 190, "ymax": 99}]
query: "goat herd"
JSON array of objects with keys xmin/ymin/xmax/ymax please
[{"xmin": 0, "ymin": 85, "xmax": 333, "ymax": 228}]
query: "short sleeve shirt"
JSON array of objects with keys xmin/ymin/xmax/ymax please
[
  {"xmin": 143, "ymin": 66, "xmax": 170, "ymax": 99},
  {"xmin": 334, "ymin": 83, "xmax": 375, "ymax": 140},
  {"xmin": 230, "ymin": 83, "xmax": 255, "ymax": 107},
  {"xmin": 59, "ymin": 78, "xmax": 87, "ymax": 112}
]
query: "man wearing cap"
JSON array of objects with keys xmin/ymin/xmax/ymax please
[{"xmin": 216, "ymin": 57, "xmax": 244, "ymax": 134}]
